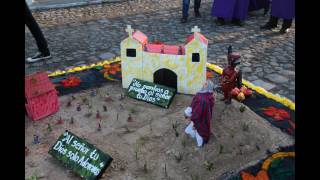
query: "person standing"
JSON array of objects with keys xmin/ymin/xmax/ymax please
[
  {"xmin": 181, "ymin": 0, "xmax": 202, "ymax": 23},
  {"xmin": 25, "ymin": 0, "xmax": 51, "ymax": 62},
  {"xmin": 184, "ymin": 80, "xmax": 215, "ymax": 147},
  {"xmin": 261, "ymin": 0, "xmax": 295, "ymax": 34},
  {"xmin": 211, "ymin": 0, "xmax": 250, "ymax": 26}
]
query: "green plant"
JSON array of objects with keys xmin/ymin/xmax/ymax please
[
  {"xmin": 130, "ymin": 106, "xmax": 138, "ymax": 114},
  {"xmin": 134, "ymin": 142, "xmax": 140, "ymax": 160},
  {"xmin": 172, "ymin": 121, "xmax": 180, "ymax": 137},
  {"xmin": 174, "ymin": 152, "xmax": 183, "ymax": 163},
  {"xmin": 164, "ymin": 163, "xmax": 168, "ymax": 177},
  {"xmin": 219, "ymin": 144, "xmax": 224, "ymax": 154},
  {"xmin": 240, "ymin": 104, "xmax": 246, "ymax": 112},
  {"xmin": 181, "ymin": 138, "xmax": 186, "ymax": 148},
  {"xmin": 190, "ymin": 174, "xmax": 199, "ymax": 180},
  {"xmin": 241, "ymin": 122, "xmax": 249, "ymax": 132},
  {"xmin": 204, "ymin": 160, "xmax": 214, "ymax": 171},
  {"xmin": 230, "ymin": 130, "xmax": 235, "ymax": 139},
  {"xmin": 143, "ymin": 160, "xmax": 148, "ymax": 173}
]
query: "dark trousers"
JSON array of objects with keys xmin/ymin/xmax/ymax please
[
  {"xmin": 182, "ymin": 0, "xmax": 201, "ymax": 18},
  {"xmin": 25, "ymin": 1, "xmax": 49, "ymax": 55}
]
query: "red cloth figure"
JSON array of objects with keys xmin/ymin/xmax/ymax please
[
  {"xmin": 221, "ymin": 46, "xmax": 242, "ymax": 104},
  {"xmin": 190, "ymin": 90, "xmax": 215, "ymax": 144}
]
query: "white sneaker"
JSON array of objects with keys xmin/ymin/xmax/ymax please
[{"xmin": 26, "ymin": 52, "xmax": 51, "ymax": 63}]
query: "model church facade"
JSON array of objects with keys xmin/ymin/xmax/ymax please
[{"xmin": 121, "ymin": 25, "xmax": 208, "ymax": 95}]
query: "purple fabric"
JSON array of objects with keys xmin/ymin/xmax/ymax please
[
  {"xmin": 248, "ymin": 0, "xmax": 270, "ymax": 11},
  {"xmin": 190, "ymin": 92, "xmax": 214, "ymax": 144},
  {"xmin": 211, "ymin": 0, "xmax": 250, "ymax": 21},
  {"xmin": 271, "ymin": 0, "xmax": 295, "ymax": 19}
]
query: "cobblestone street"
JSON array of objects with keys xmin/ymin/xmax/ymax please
[{"xmin": 25, "ymin": 0, "xmax": 295, "ymax": 101}]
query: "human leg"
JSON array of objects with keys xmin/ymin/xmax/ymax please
[
  {"xmin": 260, "ymin": 16, "xmax": 278, "ymax": 29},
  {"xmin": 194, "ymin": 0, "xmax": 201, "ymax": 17},
  {"xmin": 195, "ymin": 131, "xmax": 204, "ymax": 147},
  {"xmin": 181, "ymin": 0, "xmax": 190, "ymax": 23},
  {"xmin": 25, "ymin": 2, "xmax": 51, "ymax": 62},
  {"xmin": 185, "ymin": 122, "xmax": 196, "ymax": 138}
]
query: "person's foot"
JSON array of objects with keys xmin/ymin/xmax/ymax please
[
  {"xmin": 181, "ymin": 17, "xmax": 188, "ymax": 23},
  {"xmin": 260, "ymin": 23, "xmax": 276, "ymax": 30},
  {"xmin": 26, "ymin": 52, "xmax": 51, "ymax": 63},
  {"xmin": 232, "ymin": 19, "xmax": 244, "ymax": 26},
  {"xmin": 195, "ymin": 11, "xmax": 201, "ymax": 18},
  {"xmin": 279, "ymin": 28, "xmax": 289, "ymax": 34},
  {"xmin": 215, "ymin": 18, "xmax": 225, "ymax": 25}
]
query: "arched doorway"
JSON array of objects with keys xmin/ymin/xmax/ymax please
[{"xmin": 154, "ymin": 68, "xmax": 177, "ymax": 90}]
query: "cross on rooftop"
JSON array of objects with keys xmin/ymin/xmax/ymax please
[
  {"xmin": 126, "ymin": 25, "xmax": 134, "ymax": 38},
  {"xmin": 191, "ymin": 26, "xmax": 201, "ymax": 33}
]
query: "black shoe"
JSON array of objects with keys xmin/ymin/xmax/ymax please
[
  {"xmin": 279, "ymin": 28, "xmax": 289, "ymax": 34},
  {"xmin": 181, "ymin": 17, "xmax": 188, "ymax": 23},
  {"xmin": 232, "ymin": 19, "xmax": 244, "ymax": 26},
  {"xmin": 215, "ymin": 18, "xmax": 225, "ymax": 25},
  {"xmin": 260, "ymin": 23, "xmax": 276, "ymax": 30},
  {"xmin": 26, "ymin": 52, "xmax": 51, "ymax": 63},
  {"xmin": 195, "ymin": 11, "xmax": 201, "ymax": 18}
]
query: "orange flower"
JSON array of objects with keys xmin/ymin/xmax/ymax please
[
  {"xmin": 240, "ymin": 170, "xmax": 269, "ymax": 180},
  {"xmin": 103, "ymin": 63, "xmax": 121, "ymax": 75},
  {"xmin": 206, "ymin": 71, "xmax": 214, "ymax": 78}
]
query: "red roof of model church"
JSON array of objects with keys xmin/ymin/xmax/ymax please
[{"xmin": 25, "ymin": 72, "xmax": 56, "ymax": 99}]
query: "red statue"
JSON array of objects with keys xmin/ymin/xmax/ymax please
[{"xmin": 221, "ymin": 46, "xmax": 242, "ymax": 104}]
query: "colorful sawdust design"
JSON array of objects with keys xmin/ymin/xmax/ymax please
[
  {"xmin": 49, "ymin": 61, "xmax": 295, "ymax": 136},
  {"xmin": 227, "ymin": 146, "xmax": 295, "ymax": 180}
]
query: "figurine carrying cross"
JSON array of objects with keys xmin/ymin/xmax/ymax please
[{"xmin": 126, "ymin": 25, "xmax": 134, "ymax": 38}]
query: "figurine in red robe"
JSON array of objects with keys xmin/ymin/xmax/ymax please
[{"xmin": 221, "ymin": 46, "xmax": 242, "ymax": 104}]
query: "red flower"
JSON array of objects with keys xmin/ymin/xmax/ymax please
[
  {"xmin": 262, "ymin": 106, "xmax": 290, "ymax": 121},
  {"xmin": 61, "ymin": 76, "xmax": 81, "ymax": 87}
]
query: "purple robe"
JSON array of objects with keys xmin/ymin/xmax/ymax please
[
  {"xmin": 248, "ymin": 0, "xmax": 270, "ymax": 11},
  {"xmin": 190, "ymin": 92, "xmax": 214, "ymax": 144},
  {"xmin": 271, "ymin": 0, "xmax": 295, "ymax": 19},
  {"xmin": 211, "ymin": 0, "xmax": 250, "ymax": 21}
]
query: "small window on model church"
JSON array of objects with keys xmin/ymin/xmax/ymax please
[
  {"xmin": 192, "ymin": 53, "xmax": 200, "ymax": 62},
  {"xmin": 126, "ymin": 49, "xmax": 136, "ymax": 57}
]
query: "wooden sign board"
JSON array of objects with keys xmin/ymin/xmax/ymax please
[
  {"xmin": 127, "ymin": 78, "xmax": 176, "ymax": 108},
  {"xmin": 48, "ymin": 130, "xmax": 113, "ymax": 180}
]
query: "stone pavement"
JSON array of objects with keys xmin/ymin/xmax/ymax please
[
  {"xmin": 29, "ymin": 0, "xmax": 125, "ymax": 11},
  {"xmin": 25, "ymin": 0, "xmax": 295, "ymax": 102}
]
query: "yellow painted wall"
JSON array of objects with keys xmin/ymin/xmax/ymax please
[
  {"xmin": 121, "ymin": 38, "xmax": 143, "ymax": 88},
  {"xmin": 121, "ymin": 33, "xmax": 207, "ymax": 95}
]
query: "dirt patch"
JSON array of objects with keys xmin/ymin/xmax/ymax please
[{"xmin": 25, "ymin": 83, "xmax": 294, "ymax": 179}]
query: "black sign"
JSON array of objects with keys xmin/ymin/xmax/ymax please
[
  {"xmin": 127, "ymin": 78, "xmax": 176, "ymax": 108},
  {"xmin": 48, "ymin": 130, "xmax": 113, "ymax": 180}
]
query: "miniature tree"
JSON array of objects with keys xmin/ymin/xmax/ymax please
[
  {"xmin": 70, "ymin": 117, "xmax": 75, "ymax": 124},
  {"xmin": 47, "ymin": 123, "xmax": 52, "ymax": 133},
  {"xmin": 66, "ymin": 100, "xmax": 72, "ymax": 107}
]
